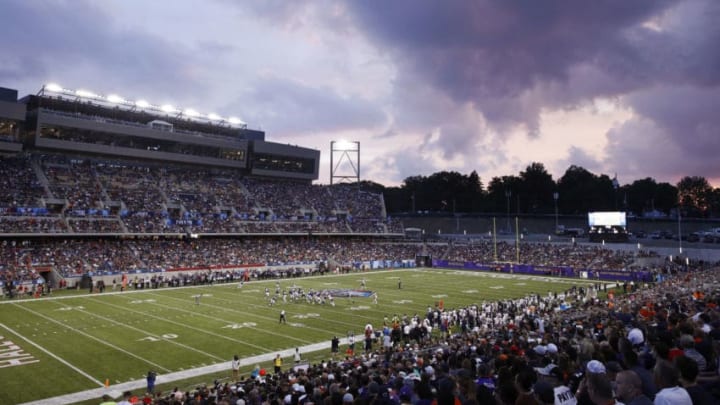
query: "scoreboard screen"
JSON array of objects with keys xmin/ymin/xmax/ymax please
[{"xmin": 588, "ymin": 211, "xmax": 626, "ymax": 227}]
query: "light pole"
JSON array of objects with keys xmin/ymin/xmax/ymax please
[
  {"xmin": 553, "ymin": 192, "xmax": 559, "ymax": 234},
  {"xmin": 612, "ymin": 174, "xmax": 619, "ymax": 210},
  {"xmin": 505, "ymin": 190, "xmax": 512, "ymax": 233},
  {"xmin": 678, "ymin": 207, "xmax": 682, "ymax": 255}
]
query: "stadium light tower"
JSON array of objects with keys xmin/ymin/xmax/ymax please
[
  {"xmin": 553, "ymin": 192, "xmax": 559, "ymax": 233},
  {"xmin": 612, "ymin": 174, "xmax": 619, "ymax": 209},
  {"xmin": 505, "ymin": 189, "xmax": 512, "ymax": 233},
  {"xmin": 44, "ymin": 83, "xmax": 63, "ymax": 93},
  {"xmin": 330, "ymin": 140, "xmax": 360, "ymax": 185},
  {"xmin": 678, "ymin": 201, "xmax": 683, "ymax": 255}
]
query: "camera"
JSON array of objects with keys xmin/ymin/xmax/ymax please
[{"xmin": 567, "ymin": 371, "xmax": 584, "ymax": 393}]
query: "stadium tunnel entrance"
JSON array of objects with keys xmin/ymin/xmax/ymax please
[{"xmin": 415, "ymin": 254, "xmax": 432, "ymax": 267}]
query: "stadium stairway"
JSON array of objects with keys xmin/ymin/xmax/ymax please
[
  {"xmin": 379, "ymin": 193, "xmax": 387, "ymax": 219},
  {"xmin": 30, "ymin": 157, "xmax": 52, "ymax": 196},
  {"xmin": 630, "ymin": 255, "xmax": 665, "ymax": 268}
]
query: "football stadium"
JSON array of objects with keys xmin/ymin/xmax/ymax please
[{"xmin": 0, "ymin": 84, "xmax": 719, "ymax": 405}]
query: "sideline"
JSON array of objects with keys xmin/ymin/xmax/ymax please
[
  {"xmin": 18, "ymin": 338, "xmax": 347, "ymax": 405},
  {"xmin": 0, "ymin": 267, "xmax": 414, "ymax": 305}
]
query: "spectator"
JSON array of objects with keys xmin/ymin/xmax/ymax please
[
  {"xmin": 585, "ymin": 372, "xmax": 617, "ymax": 405},
  {"xmin": 652, "ymin": 360, "xmax": 691, "ymax": 405},
  {"xmin": 674, "ymin": 355, "xmax": 714, "ymax": 405},
  {"xmin": 678, "ymin": 335, "xmax": 707, "ymax": 372},
  {"xmin": 615, "ymin": 370, "xmax": 652, "ymax": 405}
]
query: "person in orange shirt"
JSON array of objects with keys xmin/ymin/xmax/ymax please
[{"xmin": 639, "ymin": 306, "xmax": 654, "ymax": 320}]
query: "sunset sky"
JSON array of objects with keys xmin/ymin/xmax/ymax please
[{"xmin": 1, "ymin": 0, "xmax": 718, "ymax": 187}]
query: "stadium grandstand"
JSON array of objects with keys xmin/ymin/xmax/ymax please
[
  {"xmin": 0, "ymin": 83, "xmax": 401, "ymax": 236},
  {"xmin": 0, "ymin": 82, "xmax": 407, "ymax": 289}
]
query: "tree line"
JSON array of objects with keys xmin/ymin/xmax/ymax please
[{"xmin": 357, "ymin": 163, "xmax": 719, "ymax": 218}]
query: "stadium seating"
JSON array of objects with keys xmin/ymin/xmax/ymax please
[{"xmin": 0, "ymin": 153, "xmax": 389, "ymax": 235}]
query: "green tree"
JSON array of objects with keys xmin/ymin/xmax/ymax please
[
  {"xmin": 465, "ymin": 170, "xmax": 485, "ymax": 212},
  {"xmin": 487, "ymin": 175, "xmax": 522, "ymax": 215},
  {"xmin": 518, "ymin": 162, "xmax": 556, "ymax": 214},
  {"xmin": 557, "ymin": 166, "xmax": 616, "ymax": 214},
  {"xmin": 626, "ymin": 178, "xmax": 657, "ymax": 215},
  {"xmin": 426, "ymin": 171, "xmax": 467, "ymax": 212},
  {"xmin": 677, "ymin": 176, "xmax": 712, "ymax": 217},
  {"xmin": 654, "ymin": 182, "xmax": 679, "ymax": 215},
  {"xmin": 709, "ymin": 188, "xmax": 720, "ymax": 217}
]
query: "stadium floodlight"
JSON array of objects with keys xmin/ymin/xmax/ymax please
[
  {"xmin": 160, "ymin": 104, "xmax": 177, "ymax": 113},
  {"xmin": 330, "ymin": 140, "xmax": 360, "ymax": 185},
  {"xmin": 75, "ymin": 89, "xmax": 98, "ymax": 99},
  {"xmin": 106, "ymin": 94, "xmax": 125, "ymax": 104},
  {"xmin": 334, "ymin": 139, "xmax": 359, "ymax": 151},
  {"xmin": 45, "ymin": 83, "xmax": 63, "ymax": 92},
  {"xmin": 228, "ymin": 116, "xmax": 245, "ymax": 125},
  {"xmin": 183, "ymin": 108, "xmax": 200, "ymax": 117},
  {"xmin": 37, "ymin": 83, "xmax": 250, "ymax": 128}
]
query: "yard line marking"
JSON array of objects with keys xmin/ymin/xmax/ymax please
[
  {"xmin": 0, "ymin": 322, "xmax": 104, "ymax": 386},
  {"xmin": 140, "ymin": 294, "xmax": 316, "ymax": 344},
  {"xmin": 205, "ymin": 270, "xmax": 458, "ymax": 322},
  {"xmin": 88, "ymin": 297, "xmax": 275, "ymax": 351},
  {"xmin": 207, "ymin": 289, "xmax": 376, "ymax": 328},
  {"xmin": 144, "ymin": 291, "xmax": 336, "ymax": 340},
  {"xmin": 233, "ymin": 288, "xmax": 386, "ymax": 328},
  {"xmin": 60, "ymin": 303, "xmax": 226, "ymax": 363},
  {"xmin": 12, "ymin": 303, "xmax": 172, "ymax": 373}
]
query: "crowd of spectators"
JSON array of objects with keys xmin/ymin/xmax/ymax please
[
  {"xmin": 0, "ymin": 154, "xmax": 45, "ymax": 208},
  {"xmin": 68, "ymin": 218, "xmax": 125, "ymax": 233},
  {"xmin": 446, "ymin": 242, "xmax": 643, "ymax": 272},
  {"xmin": 43, "ymin": 157, "xmax": 103, "ymax": 212},
  {"xmin": 310, "ymin": 185, "xmax": 336, "ymax": 218},
  {"xmin": 329, "ymin": 185, "xmax": 384, "ymax": 219},
  {"xmin": 0, "ymin": 153, "xmax": 392, "ymax": 235},
  {"xmin": 98, "ymin": 164, "xmax": 167, "ymax": 212},
  {"xmin": 0, "ymin": 236, "xmax": 668, "ymax": 288},
  {"xmin": 0, "ymin": 217, "xmax": 68, "ymax": 233},
  {"xmin": 0, "ymin": 237, "xmax": 393, "ymax": 283},
  {"xmin": 121, "ymin": 212, "xmax": 175, "ymax": 233},
  {"xmin": 347, "ymin": 219, "xmax": 387, "ymax": 234}
]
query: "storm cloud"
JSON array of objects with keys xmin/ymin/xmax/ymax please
[{"xmin": 0, "ymin": 0, "xmax": 718, "ymax": 186}]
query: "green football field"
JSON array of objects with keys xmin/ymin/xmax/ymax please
[{"xmin": 0, "ymin": 268, "xmax": 596, "ymax": 404}]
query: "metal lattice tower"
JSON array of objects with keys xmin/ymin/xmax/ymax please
[{"xmin": 330, "ymin": 141, "xmax": 360, "ymax": 185}]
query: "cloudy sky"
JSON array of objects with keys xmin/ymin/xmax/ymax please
[{"xmin": 1, "ymin": 0, "xmax": 718, "ymax": 187}]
